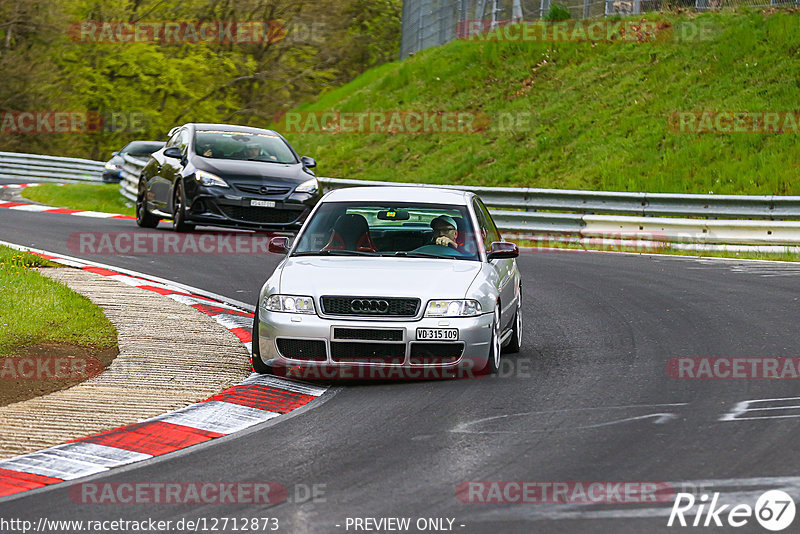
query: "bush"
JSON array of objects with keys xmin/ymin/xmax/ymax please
[{"xmin": 546, "ymin": 3, "xmax": 572, "ymax": 20}]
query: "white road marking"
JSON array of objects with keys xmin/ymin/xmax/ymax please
[
  {"xmin": 720, "ymin": 396, "xmax": 800, "ymax": 421},
  {"xmin": 450, "ymin": 403, "xmax": 688, "ymax": 434}
]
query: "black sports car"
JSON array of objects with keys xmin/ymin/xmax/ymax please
[
  {"xmin": 136, "ymin": 123, "xmax": 321, "ymax": 232},
  {"xmin": 103, "ymin": 140, "xmax": 165, "ymax": 183}
]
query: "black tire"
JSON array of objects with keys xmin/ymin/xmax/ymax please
[
  {"xmin": 172, "ymin": 180, "xmax": 195, "ymax": 233},
  {"xmin": 503, "ymin": 284, "xmax": 523, "ymax": 354},
  {"xmin": 136, "ymin": 180, "xmax": 159, "ymax": 228},
  {"xmin": 251, "ymin": 310, "xmax": 272, "ymax": 374},
  {"xmin": 477, "ymin": 304, "xmax": 501, "ymax": 375}
]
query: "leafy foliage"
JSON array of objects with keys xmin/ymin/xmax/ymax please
[{"xmin": 0, "ymin": 0, "xmax": 401, "ymax": 159}]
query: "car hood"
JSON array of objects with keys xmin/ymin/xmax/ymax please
[
  {"xmin": 193, "ymin": 157, "xmax": 310, "ymax": 185},
  {"xmin": 278, "ymin": 257, "xmax": 482, "ymax": 299}
]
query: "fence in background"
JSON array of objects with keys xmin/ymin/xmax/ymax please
[
  {"xmin": 0, "ymin": 152, "xmax": 103, "ymax": 183},
  {"xmin": 400, "ymin": 0, "xmax": 800, "ymax": 56},
  {"xmin": 2, "ymin": 151, "xmax": 800, "ymax": 246}
]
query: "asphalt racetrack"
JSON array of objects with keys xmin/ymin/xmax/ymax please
[{"xmin": 2, "ymin": 192, "xmax": 800, "ymax": 534}]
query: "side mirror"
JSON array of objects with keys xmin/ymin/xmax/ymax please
[
  {"xmin": 269, "ymin": 237, "xmax": 289, "ymax": 254},
  {"xmin": 164, "ymin": 147, "xmax": 182, "ymax": 159},
  {"xmin": 300, "ymin": 156, "xmax": 316, "ymax": 169},
  {"xmin": 111, "ymin": 151, "xmax": 119, "ymax": 156},
  {"xmin": 487, "ymin": 241, "xmax": 519, "ymax": 260}
]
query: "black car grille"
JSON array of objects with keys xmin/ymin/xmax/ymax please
[
  {"xmin": 333, "ymin": 328, "xmax": 403, "ymax": 342},
  {"xmin": 233, "ymin": 183, "xmax": 292, "ymax": 196},
  {"xmin": 330, "ymin": 342, "xmax": 405, "ymax": 364},
  {"xmin": 409, "ymin": 343, "xmax": 464, "ymax": 364},
  {"xmin": 219, "ymin": 205, "xmax": 304, "ymax": 224},
  {"xmin": 276, "ymin": 339, "xmax": 327, "ymax": 361},
  {"xmin": 321, "ymin": 297, "xmax": 420, "ymax": 317}
]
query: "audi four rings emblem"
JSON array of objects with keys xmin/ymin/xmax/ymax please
[{"xmin": 351, "ymin": 299, "xmax": 390, "ymax": 313}]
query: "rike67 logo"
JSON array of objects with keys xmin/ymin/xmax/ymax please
[{"xmin": 668, "ymin": 490, "xmax": 796, "ymax": 531}]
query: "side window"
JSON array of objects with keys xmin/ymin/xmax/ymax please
[
  {"xmin": 166, "ymin": 130, "xmax": 181, "ymax": 148},
  {"xmin": 473, "ymin": 199, "xmax": 500, "ymax": 252},
  {"xmin": 178, "ymin": 129, "xmax": 190, "ymax": 154}
]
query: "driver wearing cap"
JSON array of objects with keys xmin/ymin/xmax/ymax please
[{"xmin": 430, "ymin": 215, "xmax": 459, "ymax": 249}]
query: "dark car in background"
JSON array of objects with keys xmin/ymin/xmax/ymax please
[
  {"xmin": 136, "ymin": 123, "xmax": 320, "ymax": 232},
  {"xmin": 103, "ymin": 140, "xmax": 165, "ymax": 183}
]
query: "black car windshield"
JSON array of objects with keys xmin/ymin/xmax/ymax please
[
  {"xmin": 292, "ymin": 202, "xmax": 481, "ymax": 261},
  {"xmin": 123, "ymin": 141, "xmax": 164, "ymax": 157},
  {"xmin": 194, "ymin": 130, "xmax": 297, "ymax": 164}
]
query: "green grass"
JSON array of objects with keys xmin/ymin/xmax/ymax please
[
  {"xmin": 278, "ymin": 9, "xmax": 800, "ymax": 195},
  {"xmin": 0, "ymin": 246, "xmax": 118, "ymax": 357},
  {"xmin": 21, "ymin": 183, "xmax": 134, "ymax": 216}
]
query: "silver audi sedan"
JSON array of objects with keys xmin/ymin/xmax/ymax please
[{"xmin": 252, "ymin": 186, "xmax": 522, "ymax": 379}]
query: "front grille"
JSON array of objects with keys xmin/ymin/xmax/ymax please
[
  {"xmin": 276, "ymin": 339, "xmax": 327, "ymax": 361},
  {"xmin": 330, "ymin": 342, "xmax": 405, "ymax": 364},
  {"xmin": 321, "ymin": 297, "xmax": 420, "ymax": 317},
  {"xmin": 333, "ymin": 328, "xmax": 403, "ymax": 341},
  {"xmin": 233, "ymin": 183, "xmax": 292, "ymax": 196},
  {"xmin": 219, "ymin": 205, "xmax": 304, "ymax": 224},
  {"xmin": 409, "ymin": 343, "xmax": 464, "ymax": 364}
]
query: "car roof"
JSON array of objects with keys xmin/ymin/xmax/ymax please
[
  {"xmin": 189, "ymin": 123, "xmax": 280, "ymax": 136},
  {"xmin": 324, "ymin": 186, "xmax": 473, "ymax": 205}
]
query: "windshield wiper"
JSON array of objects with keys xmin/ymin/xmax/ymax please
[
  {"xmin": 244, "ymin": 158, "xmax": 287, "ymax": 164},
  {"xmin": 388, "ymin": 251, "xmax": 451, "ymax": 259},
  {"xmin": 294, "ymin": 250, "xmax": 378, "ymax": 256}
]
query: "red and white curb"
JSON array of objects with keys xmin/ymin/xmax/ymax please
[
  {"xmin": 0, "ymin": 183, "xmax": 136, "ymax": 221},
  {"xmin": 0, "ymin": 243, "xmax": 328, "ymax": 499}
]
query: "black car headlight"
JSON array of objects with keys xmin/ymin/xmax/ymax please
[
  {"xmin": 295, "ymin": 178, "xmax": 318, "ymax": 194},
  {"xmin": 195, "ymin": 170, "xmax": 229, "ymax": 188}
]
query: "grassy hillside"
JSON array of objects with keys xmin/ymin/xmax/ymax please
[{"xmin": 277, "ymin": 9, "xmax": 800, "ymax": 195}]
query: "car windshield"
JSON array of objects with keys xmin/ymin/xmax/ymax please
[
  {"xmin": 194, "ymin": 130, "xmax": 297, "ymax": 164},
  {"xmin": 124, "ymin": 142, "xmax": 164, "ymax": 157},
  {"xmin": 292, "ymin": 201, "xmax": 481, "ymax": 261}
]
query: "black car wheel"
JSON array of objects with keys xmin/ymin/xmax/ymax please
[
  {"xmin": 251, "ymin": 309, "xmax": 272, "ymax": 374},
  {"xmin": 503, "ymin": 284, "xmax": 522, "ymax": 354},
  {"xmin": 172, "ymin": 180, "xmax": 195, "ymax": 233},
  {"xmin": 477, "ymin": 304, "xmax": 501, "ymax": 375},
  {"xmin": 136, "ymin": 180, "xmax": 159, "ymax": 228}
]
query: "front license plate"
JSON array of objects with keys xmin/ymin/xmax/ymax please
[
  {"xmin": 250, "ymin": 199, "xmax": 276, "ymax": 208},
  {"xmin": 416, "ymin": 328, "xmax": 458, "ymax": 341}
]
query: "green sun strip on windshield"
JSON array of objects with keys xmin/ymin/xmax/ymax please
[
  {"xmin": 346, "ymin": 208, "xmax": 463, "ymax": 227},
  {"xmin": 196, "ymin": 130, "xmax": 279, "ymax": 138}
]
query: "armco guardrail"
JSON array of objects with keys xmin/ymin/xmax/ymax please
[
  {"xmin": 119, "ymin": 153, "xmax": 143, "ymax": 202},
  {"xmin": 4, "ymin": 151, "xmax": 799, "ymax": 246},
  {"xmin": 0, "ymin": 151, "xmax": 104, "ymax": 183}
]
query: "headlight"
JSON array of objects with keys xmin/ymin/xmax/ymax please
[
  {"xmin": 425, "ymin": 299, "xmax": 482, "ymax": 317},
  {"xmin": 195, "ymin": 170, "xmax": 228, "ymax": 188},
  {"xmin": 295, "ymin": 178, "xmax": 318, "ymax": 194},
  {"xmin": 105, "ymin": 162, "xmax": 121, "ymax": 170},
  {"xmin": 261, "ymin": 294, "xmax": 315, "ymax": 314}
]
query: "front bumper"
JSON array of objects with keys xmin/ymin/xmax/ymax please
[
  {"xmin": 256, "ymin": 311, "xmax": 494, "ymax": 380},
  {"xmin": 183, "ymin": 188, "xmax": 319, "ymax": 230},
  {"xmin": 102, "ymin": 170, "xmax": 122, "ymax": 183}
]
